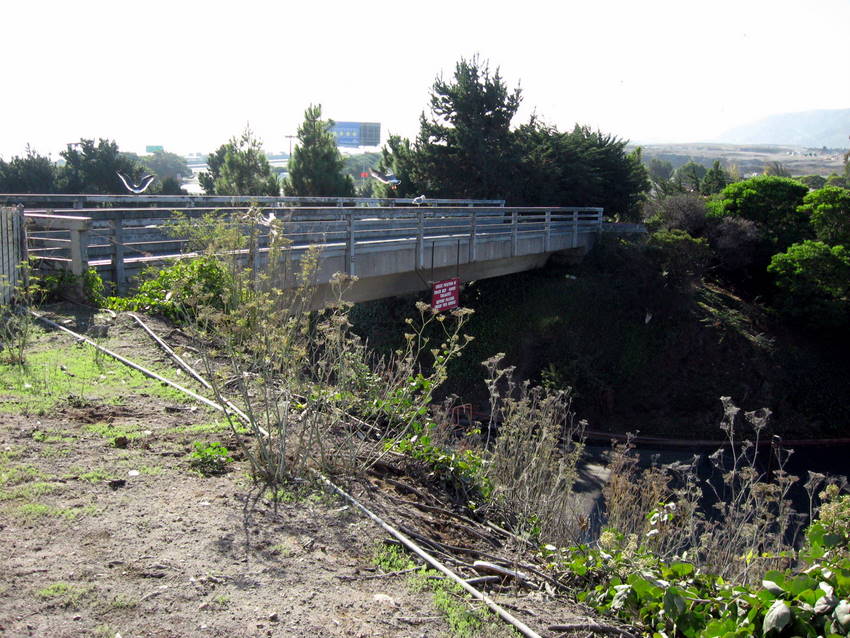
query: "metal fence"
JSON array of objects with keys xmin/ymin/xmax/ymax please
[{"xmin": 1, "ymin": 207, "xmax": 25, "ymax": 305}]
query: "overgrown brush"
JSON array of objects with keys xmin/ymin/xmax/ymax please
[
  {"xmin": 602, "ymin": 398, "xmax": 807, "ymax": 585},
  {"xmin": 480, "ymin": 354, "xmax": 586, "ymax": 544},
  {"xmin": 122, "ymin": 206, "xmax": 474, "ymax": 498}
]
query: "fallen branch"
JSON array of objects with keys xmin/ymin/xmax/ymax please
[
  {"xmin": 549, "ymin": 622, "xmax": 639, "ymax": 638},
  {"xmin": 318, "ymin": 474, "xmax": 543, "ymax": 638},
  {"xmin": 31, "ymin": 311, "xmax": 234, "ymax": 418}
]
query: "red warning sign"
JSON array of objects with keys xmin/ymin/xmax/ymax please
[{"xmin": 431, "ymin": 277, "xmax": 460, "ymax": 312}]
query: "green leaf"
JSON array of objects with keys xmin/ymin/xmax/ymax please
[
  {"xmin": 762, "ymin": 580, "xmax": 785, "ymax": 596},
  {"xmin": 663, "ymin": 587, "xmax": 686, "ymax": 620},
  {"xmin": 670, "ymin": 562, "xmax": 695, "ymax": 578}
]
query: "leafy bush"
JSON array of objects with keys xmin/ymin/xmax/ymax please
[
  {"xmin": 106, "ymin": 256, "xmax": 233, "ymax": 322},
  {"xmin": 642, "ymin": 194, "xmax": 708, "ymax": 236},
  {"xmin": 709, "ymin": 176, "xmax": 811, "ymax": 250},
  {"xmin": 707, "ymin": 216, "xmax": 773, "ymax": 289},
  {"xmin": 799, "ymin": 186, "xmax": 850, "ymax": 247},
  {"xmin": 646, "ymin": 230, "xmax": 711, "ymax": 290},
  {"xmin": 768, "ymin": 241, "xmax": 850, "ymax": 328},
  {"xmin": 554, "ymin": 414, "xmax": 850, "ymax": 638}
]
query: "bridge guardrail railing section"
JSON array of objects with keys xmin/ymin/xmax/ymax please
[{"xmin": 23, "ymin": 205, "xmax": 604, "ymax": 291}]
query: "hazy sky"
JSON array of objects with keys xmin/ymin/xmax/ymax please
[{"xmin": 4, "ymin": 0, "xmax": 849, "ymax": 159}]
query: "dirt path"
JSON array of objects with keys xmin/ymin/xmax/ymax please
[{"xmin": 0, "ymin": 306, "xmax": 592, "ymax": 637}]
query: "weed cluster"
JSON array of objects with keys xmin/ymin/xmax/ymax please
[
  {"xmin": 480, "ymin": 354, "xmax": 586, "ymax": 544},
  {"xmin": 125, "ymin": 207, "xmax": 475, "ymax": 499}
]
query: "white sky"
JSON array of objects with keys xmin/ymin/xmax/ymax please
[{"xmin": 3, "ymin": 0, "xmax": 849, "ymax": 159}]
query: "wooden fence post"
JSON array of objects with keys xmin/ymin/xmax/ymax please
[{"xmin": 0, "ymin": 207, "xmax": 24, "ymax": 304}]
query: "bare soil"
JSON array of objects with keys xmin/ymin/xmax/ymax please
[{"xmin": 0, "ymin": 306, "xmax": 594, "ymax": 638}]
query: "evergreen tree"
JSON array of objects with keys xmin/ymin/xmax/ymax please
[
  {"xmin": 199, "ymin": 126, "xmax": 279, "ymax": 196},
  {"xmin": 0, "ymin": 147, "xmax": 58, "ymax": 193},
  {"xmin": 411, "ymin": 56, "xmax": 521, "ymax": 199},
  {"xmin": 283, "ymin": 104, "xmax": 354, "ymax": 197},
  {"xmin": 701, "ymin": 160, "xmax": 730, "ymax": 195},
  {"xmin": 59, "ymin": 138, "xmax": 143, "ymax": 194}
]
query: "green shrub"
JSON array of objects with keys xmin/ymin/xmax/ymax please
[
  {"xmin": 768, "ymin": 240, "xmax": 850, "ymax": 328},
  {"xmin": 106, "ymin": 256, "xmax": 232, "ymax": 322},
  {"xmin": 799, "ymin": 185, "xmax": 850, "ymax": 247},
  {"xmin": 646, "ymin": 229, "xmax": 711, "ymax": 290},
  {"xmin": 709, "ymin": 176, "xmax": 811, "ymax": 250}
]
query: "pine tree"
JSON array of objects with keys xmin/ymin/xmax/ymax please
[
  {"xmin": 199, "ymin": 126, "xmax": 279, "ymax": 196},
  {"xmin": 283, "ymin": 104, "xmax": 354, "ymax": 197}
]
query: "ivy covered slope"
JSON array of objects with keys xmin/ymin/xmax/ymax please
[{"xmin": 556, "ymin": 487, "xmax": 850, "ymax": 637}]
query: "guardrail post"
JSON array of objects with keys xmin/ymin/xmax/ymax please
[
  {"xmin": 544, "ymin": 209, "xmax": 551, "ymax": 252},
  {"xmin": 110, "ymin": 218, "xmax": 126, "ymax": 293},
  {"xmin": 511, "ymin": 210, "xmax": 518, "ymax": 257},
  {"xmin": 70, "ymin": 227, "xmax": 90, "ymax": 277},
  {"xmin": 572, "ymin": 210, "xmax": 579, "ymax": 248},
  {"xmin": 346, "ymin": 212, "xmax": 356, "ymax": 276},
  {"xmin": 416, "ymin": 208, "xmax": 424, "ymax": 270},
  {"xmin": 468, "ymin": 210, "xmax": 477, "ymax": 263}
]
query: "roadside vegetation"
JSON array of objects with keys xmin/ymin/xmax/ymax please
[
  {"xmin": 2, "ymin": 53, "xmax": 849, "ymax": 638},
  {"xmin": 7, "ymin": 199, "xmax": 845, "ymax": 636}
]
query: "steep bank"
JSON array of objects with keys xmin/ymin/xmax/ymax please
[{"xmin": 351, "ymin": 240, "xmax": 850, "ymax": 439}]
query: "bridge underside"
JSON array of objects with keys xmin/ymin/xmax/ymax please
[{"xmin": 299, "ymin": 231, "xmax": 595, "ymax": 308}]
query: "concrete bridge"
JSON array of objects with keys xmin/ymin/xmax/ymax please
[{"xmin": 15, "ymin": 195, "xmax": 635, "ymax": 307}]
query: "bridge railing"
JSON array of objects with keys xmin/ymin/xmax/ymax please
[
  {"xmin": 24, "ymin": 205, "xmax": 603, "ymax": 290},
  {"xmin": 5, "ymin": 193, "xmax": 505, "ymax": 210}
]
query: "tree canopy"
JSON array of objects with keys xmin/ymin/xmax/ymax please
[
  {"xmin": 283, "ymin": 104, "xmax": 354, "ymax": 197},
  {"xmin": 0, "ymin": 147, "xmax": 58, "ymax": 193},
  {"xmin": 799, "ymin": 185, "xmax": 850, "ymax": 247},
  {"xmin": 199, "ymin": 127, "xmax": 279, "ymax": 196},
  {"xmin": 378, "ymin": 56, "xmax": 648, "ymax": 219},
  {"xmin": 60, "ymin": 138, "xmax": 144, "ymax": 194}
]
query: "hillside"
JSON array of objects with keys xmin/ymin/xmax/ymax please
[
  {"xmin": 715, "ymin": 108, "xmax": 850, "ymax": 149},
  {"xmin": 352, "ymin": 243, "xmax": 850, "ymax": 441}
]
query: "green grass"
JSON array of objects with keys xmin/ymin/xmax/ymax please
[
  {"xmin": 84, "ymin": 422, "xmax": 147, "ymax": 446},
  {"xmin": 32, "ymin": 429, "xmax": 76, "ymax": 444},
  {"xmin": 0, "ymin": 340, "xmax": 192, "ymax": 414},
  {"xmin": 77, "ymin": 468, "xmax": 114, "ymax": 483},
  {"xmin": 36, "ymin": 582, "xmax": 92, "ymax": 608},
  {"xmin": 15, "ymin": 502, "xmax": 97, "ymax": 522},
  {"xmin": 372, "ymin": 543, "xmax": 513, "ymax": 638},
  {"xmin": 171, "ymin": 419, "xmax": 248, "ymax": 435},
  {"xmin": 0, "ymin": 480, "xmax": 63, "ymax": 501},
  {"xmin": 0, "ymin": 463, "xmax": 47, "ymax": 486}
]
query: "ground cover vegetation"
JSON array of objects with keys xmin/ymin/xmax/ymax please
[
  {"xmin": 3, "ymin": 53, "xmax": 849, "ymax": 637},
  {"xmin": 12, "ymin": 197, "xmax": 842, "ymax": 636}
]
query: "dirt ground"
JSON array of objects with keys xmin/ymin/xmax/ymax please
[{"xmin": 0, "ymin": 307, "xmax": 596, "ymax": 638}]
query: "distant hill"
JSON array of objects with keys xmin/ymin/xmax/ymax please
[{"xmin": 715, "ymin": 108, "xmax": 850, "ymax": 149}]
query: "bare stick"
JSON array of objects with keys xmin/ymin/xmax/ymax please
[
  {"xmin": 549, "ymin": 622, "xmax": 639, "ymax": 638},
  {"xmin": 126, "ymin": 312, "xmax": 264, "ymax": 434},
  {"xmin": 318, "ymin": 473, "xmax": 544, "ymax": 638}
]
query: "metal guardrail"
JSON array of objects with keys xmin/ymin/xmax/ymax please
[
  {"xmin": 3, "ymin": 193, "xmax": 506, "ymax": 209},
  {"xmin": 24, "ymin": 205, "xmax": 604, "ymax": 291}
]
